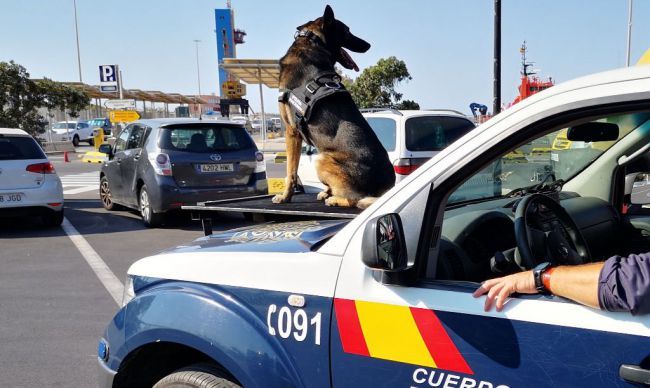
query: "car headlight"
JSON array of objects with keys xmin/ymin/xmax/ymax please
[{"xmin": 121, "ymin": 275, "xmax": 135, "ymax": 307}]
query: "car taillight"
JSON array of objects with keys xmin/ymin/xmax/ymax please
[
  {"xmin": 26, "ymin": 162, "xmax": 56, "ymax": 174},
  {"xmin": 393, "ymin": 158, "xmax": 421, "ymax": 175},
  {"xmin": 148, "ymin": 153, "xmax": 172, "ymax": 176},
  {"xmin": 255, "ymin": 151, "xmax": 266, "ymax": 173}
]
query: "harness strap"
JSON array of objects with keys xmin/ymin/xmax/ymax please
[{"xmin": 278, "ymin": 70, "xmax": 349, "ymax": 147}]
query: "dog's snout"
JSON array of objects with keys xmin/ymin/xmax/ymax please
[{"xmin": 345, "ymin": 34, "xmax": 371, "ymax": 53}]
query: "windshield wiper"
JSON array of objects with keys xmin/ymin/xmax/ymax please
[{"xmin": 507, "ymin": 172, "xmax": 564, "ymax": 198}]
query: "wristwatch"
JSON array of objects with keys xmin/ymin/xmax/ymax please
[{"xmin": 533, "ymin": 262, "xmax": 553, "ymax": 294}]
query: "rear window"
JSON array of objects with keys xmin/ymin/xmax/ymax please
[
  {"xmin": 160, "ymin": 125, "xmax": 254, "ymax": 153},
  {"xmin": 0, "ymin": 136, "xmax": 46, "ymax": 160},
  {"xmin": 366, "ymin": 117, "xmax": 397, "ymax": 151},
  {"xmin": 405, "ymin": 116, "xmax": 475, "ymax": 151}
]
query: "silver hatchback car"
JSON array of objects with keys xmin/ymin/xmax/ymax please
[
  {"xmin": 98, "ymin": 118, "xmax": 268, "ymax": 227},
  {"xmin": 0, "ymin": 128, "xmax": 64, "ymax": 226}
]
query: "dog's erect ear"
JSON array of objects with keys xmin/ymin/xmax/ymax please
[{"xmin": 323, "ymin": 5, "xmax": 335, "ymax": 26}]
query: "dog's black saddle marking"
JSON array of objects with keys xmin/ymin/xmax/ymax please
[{"xmin": 279, "ymin": 71, "xmax": 348, "ymax": 146}]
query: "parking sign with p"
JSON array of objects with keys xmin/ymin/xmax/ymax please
[{"xmin": 99, "ymin": 65, "xmax": 116, "ymax": 82}]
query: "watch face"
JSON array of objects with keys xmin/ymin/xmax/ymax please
[{"xmin": 534, "ymin": 262, "xmax": 551, "ymax": 272}]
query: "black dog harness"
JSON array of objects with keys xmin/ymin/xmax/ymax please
[{"xmin": 278, "ymin": 30, "xmax": 351, "ymax": 146}]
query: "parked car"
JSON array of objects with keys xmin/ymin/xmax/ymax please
[
  {"xmin": 98, "ymin": 118, "xmax": 268, "ymax": 227},
  {"xmin": 270, "ymin": 117, "xmax": 283, "ymax": 132},
  {"xmin": 87, "ymin": 117, "xmax": 113, "ymax": 136},
  {"xmin": 40, "ymin": 121, "xmax": 94, "ymax": 147},
  {"xmin": 0, "ymin": 128, "xmax": 63, "ymax": 226},
  {"xmin": 298, "ymin": 109, "xmax": 476, "ymax": 192}
]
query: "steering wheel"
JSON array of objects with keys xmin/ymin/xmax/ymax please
[{"xmin": 514, "ymin": 194, "xmax": 591, "ymax": 269}]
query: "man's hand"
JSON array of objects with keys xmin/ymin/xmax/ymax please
[{"xmin": 473, "ymin": 271, "xmax": 537, "ymax": 312}]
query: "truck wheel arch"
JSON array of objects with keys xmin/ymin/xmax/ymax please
[{"xmin": 113, "ymin": 283, "xmax": 305, "ymax": 388}]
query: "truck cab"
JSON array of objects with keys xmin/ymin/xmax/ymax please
[{"xmin": 99, "ymin": 66, "xmax": 650, "ymax": 388}]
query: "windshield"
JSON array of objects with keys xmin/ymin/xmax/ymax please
[
  {"xmin": 52, "ymin": 123, "xmax": 75, "ymax": 129},
  {"xmin": 448, "ymin": 112, "xmax": 650, "ymax": 205},
  {"xmin": 405, "ymin": 116, "xmax": 475, "ymax": 151},
  {"xmin": 160, "ymin": 124, "xmax": 253, "ymax": 153}
]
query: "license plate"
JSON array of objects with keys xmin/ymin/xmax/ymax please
[
  {"xmin": 200, "ymin": 163, "xmax": 234, "ymax": 173},
  {"xmin": 0, "ymin": 193, "xmax": 23, "ymax": 205}
]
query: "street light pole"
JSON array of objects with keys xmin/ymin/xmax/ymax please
[
  {"xmin": 626, "ymin": 0, "xmax": 633, "ymax": 67},
  {"xmin": 73, "ymin": 0, "xmax": 82, "ymax": 82},
  {"xmin": 193, "ymin": 39, "xmax": 202, "ymax": 118}
]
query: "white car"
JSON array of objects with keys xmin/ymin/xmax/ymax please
[
  {"xmin": 41, "ymin": 121, "xmax": 94, "ymax": 147},
  {"xmin": 298, "ymin": 109, "xmax": 475, "ymax": 192},
  {"xmin": 0, "ymin": 128, "xmax": 64, "ymax": 226}
]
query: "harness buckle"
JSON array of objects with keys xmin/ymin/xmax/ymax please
[{"xmin": 305, "ymin": 82, "xmax": 319, "ymax": 94}]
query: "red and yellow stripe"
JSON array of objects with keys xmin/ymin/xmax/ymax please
[{"xmin": 334, "ymin": 298, "xmax": 473, "ymax": 375}]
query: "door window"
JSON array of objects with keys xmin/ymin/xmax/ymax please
[
  {"xmin": 126, "ymin": 126, "xmax": 146, "ymax": 150},
  {"xmin": 114, "ymin": 126, "xmax": 131, "ymax": 152},
  {"xmin": 427, "ymin": 111, "xmax": 649, "ymax": 283}
]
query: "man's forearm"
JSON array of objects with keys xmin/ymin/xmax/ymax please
[{"xmin": 548, "ymin": 262, "xmax": 604, "ymax": 309}]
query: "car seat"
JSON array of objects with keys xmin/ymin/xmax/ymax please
[{"xmin": 188, "ymin": 133, "xmax": 209, "ymax": 152}]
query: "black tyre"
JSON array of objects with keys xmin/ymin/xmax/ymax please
[
  {"xmin": 139, "ymin": 185, "xmax": 164, "ymax": 227},
  {"xmin": 100, "ymin": 176, "xmax": 121, "ymax": 210},
  {"xmin": 42, "ymin": 209, "xmax": 64, "ymax": 227},
  {"xmin": 72, "ymin": 135, "xmax": 80, "ymax": 147},
  {"xmin": 153, "ymin": 363, "xmax": 241, "ymax": 388},
  {"xmin": 88, "ymin": 138, "xmax": 94, "ymax": 146}
]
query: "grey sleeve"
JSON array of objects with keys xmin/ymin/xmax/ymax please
[{"xmin": 598, "ymin": 252, "xmax": 650, "ymax": 315}]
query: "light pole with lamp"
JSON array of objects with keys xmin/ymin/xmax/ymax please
[
  {"xmin": 193, "ymin": 39, "xmax": 202, "ymax": 118},
  {"xmin": 73, "ymin": 0, "xmax": 82, "ymax": 82}
]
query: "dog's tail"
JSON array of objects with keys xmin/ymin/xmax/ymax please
[{"xmin": 356, "ymin": 196, "xmax": 378, "ymax": 209}]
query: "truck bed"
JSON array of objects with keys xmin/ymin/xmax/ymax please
[{"xmin": 182, "ymin": 193, "xmax": 362, "ymax": 219}]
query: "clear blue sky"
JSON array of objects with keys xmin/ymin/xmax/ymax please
[{"xmin": 1, "ymin": 0, "xmax": 649, "ymax": 115}]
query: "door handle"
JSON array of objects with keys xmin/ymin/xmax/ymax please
[
  {"xmin": 116, "ymin": 158, "xmax": 122, "ymax": 164},
  {"xmin": 620, "ymin": 364, "xmax": 650, "ymax": 385}
]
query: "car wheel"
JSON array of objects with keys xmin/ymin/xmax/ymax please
[
  {"xmin": 139, "ymin": 185, "xmax": 163, "ymax": 227},
  {"xmin": 72, "ymin": 135, "xmax": 80, "ymax": 147},
  {"xmin": 42, "ymin": 209, "xmax": 64, "ymax": 227},
  {"xmin": 100, "ymin": 176, "xmax": 121, "ymax": 210},
  {"xmin": 153, "ymin": 363, "xmax": 241, "ymax": 388}
]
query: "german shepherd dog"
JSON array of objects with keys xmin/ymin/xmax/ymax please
[{"xmin": 272, "ymin": 5, "xmax": 395, "ymax": 209}]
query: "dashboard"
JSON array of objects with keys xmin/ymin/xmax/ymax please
[{"xmin": 435, "ymin": 193, "xmax": 622, "ymax": 282}]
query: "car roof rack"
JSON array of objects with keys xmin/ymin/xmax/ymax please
[
  {"xmin": 424, "ymin": 109, "xmax": 467, "ymax": 116},
  {"xmin": 359, "ymin": 107, "xmax": 403, "ymax": 116}
]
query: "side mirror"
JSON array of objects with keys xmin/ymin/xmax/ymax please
[
  {"xmin": 627, "ymin": 173, "xmax": 650, "ymax": 203},
  {"xmin": 361, "ymin": 213, "xmax": 408, "ymax": 272},
  {"xmin": 567, "ymin": 122, "xmax": 619, "ymax": 142},
  {"xmin": 98, "ymin": 143, "xmax": 113, "ymax": 157}
]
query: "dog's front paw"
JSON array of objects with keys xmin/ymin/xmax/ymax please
[
  {"xmin": 272, "ymin": 194, "xmax": 289, "ymax": 204},
  {"xmin": 316, "ymin": 191, "xmax": 330, "ymax": 201}
]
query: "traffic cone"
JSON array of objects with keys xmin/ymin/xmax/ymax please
[{"xmin": 64, "ymin": 151, "xmax": 70, "ymax": 163}]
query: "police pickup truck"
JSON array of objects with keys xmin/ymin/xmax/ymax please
[{"xmin": 99, "ymin": 66, "xmax": 650, "ymax": 388}]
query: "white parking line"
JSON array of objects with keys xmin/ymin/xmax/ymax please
[
  {"xmin": 61, "ymin": 218, "xmax": 123, "ymax": 306},
  {"xmin": 63, "ymin": 186, "xmax": 99, "ymax": 195}
]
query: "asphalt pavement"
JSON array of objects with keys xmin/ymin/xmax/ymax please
[{"xmin": 0, "ymin": 145, "xmax": 287, "ymax": 387}]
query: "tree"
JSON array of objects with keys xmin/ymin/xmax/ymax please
[
  {"xmin": 396, "ymin": 99, "xmax": 420, "ymax": 110},
  {"xmin": 0, "ymin": 61, "xmax": 89, "ymax": 136},
  {"xmin": 347, "ymin": 56, "xmax": 418, "ymax": 109}
]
